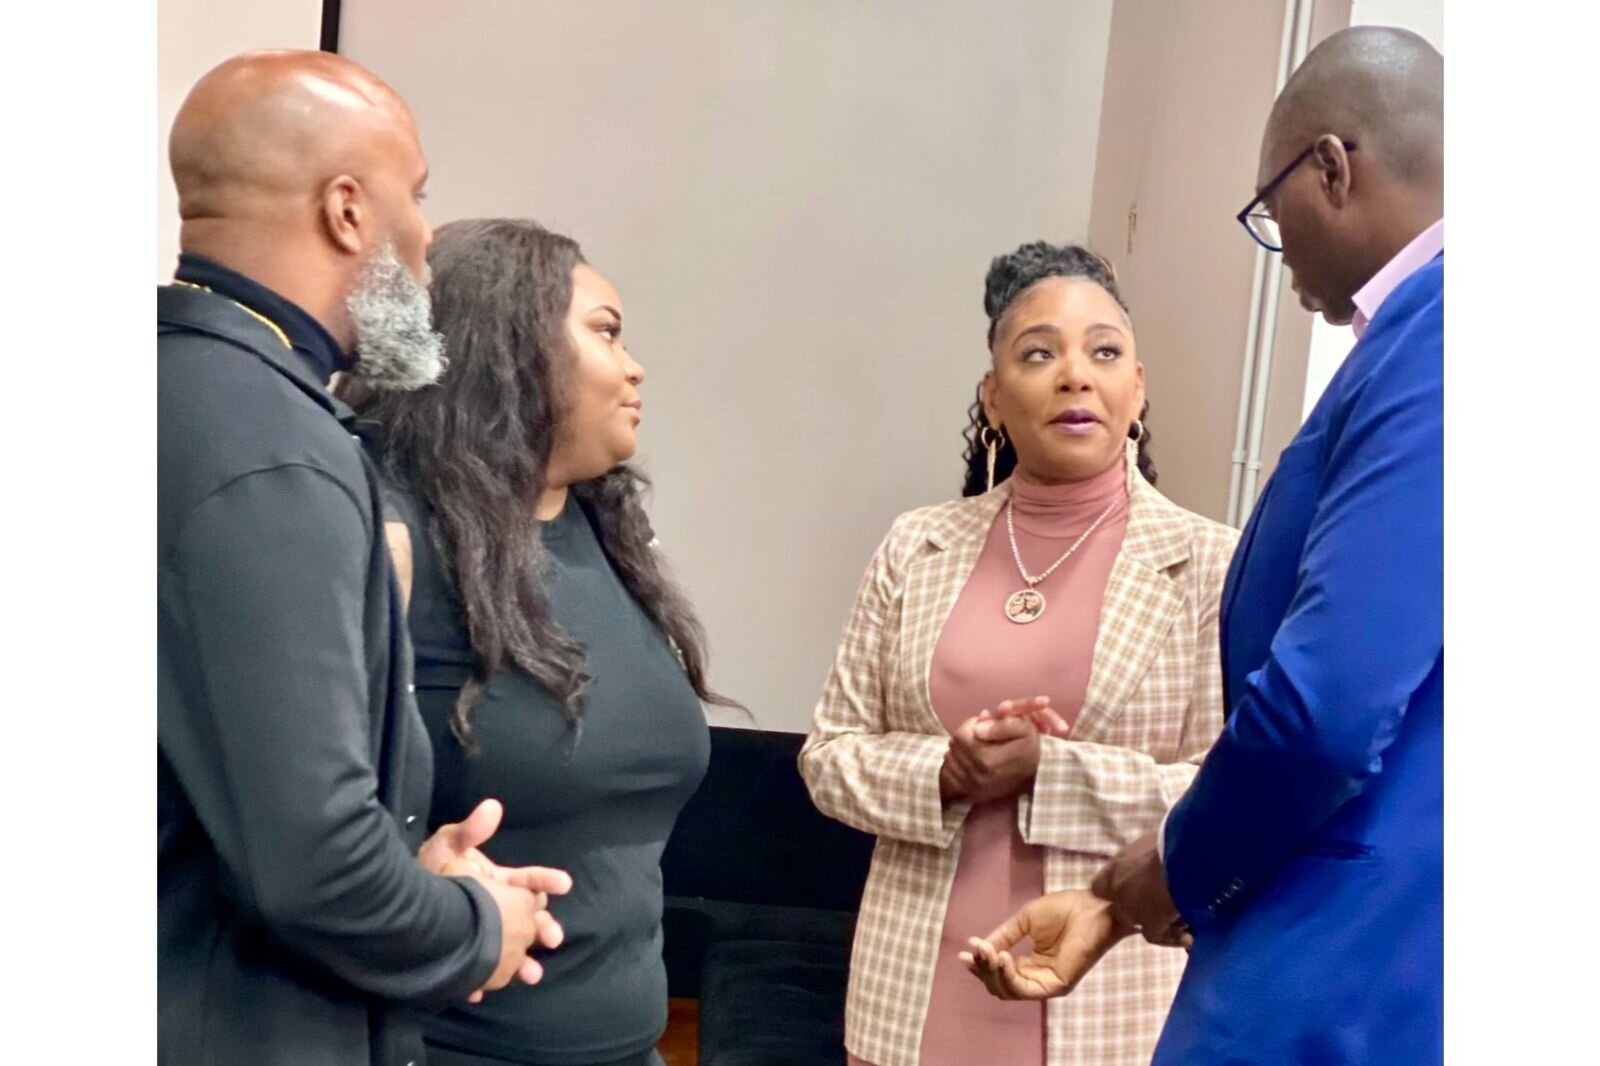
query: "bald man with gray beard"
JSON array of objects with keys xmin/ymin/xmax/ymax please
[{"xmin": 158, "ymin": 51, "xmax": 568, "ymax": 1066}]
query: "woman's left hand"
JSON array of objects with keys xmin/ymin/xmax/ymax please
[
  {"xmin": 979, "ymin": 695, "xmax": 1071, "ymax": 738},
  {"xmin": 947, "ymin": 713, "xmax": 1042, "ymax": 802}
]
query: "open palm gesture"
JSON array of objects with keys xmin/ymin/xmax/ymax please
[{"xmin": 960, "ymin": 889, "xmax": 1134, "ymax": 1000}]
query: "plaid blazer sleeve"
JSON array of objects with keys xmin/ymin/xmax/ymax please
[
  {"xmin": 1021, "ymin": 522, "xmax": 1238, "ymax": 856},
  {"xmin": 799, "ymin": 517, "xmax": 970, "ymax": 848}
]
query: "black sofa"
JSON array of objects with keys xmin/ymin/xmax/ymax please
[{"xmin": 662, "ymin": 726, "xmax": 875, "ymax": 1066}]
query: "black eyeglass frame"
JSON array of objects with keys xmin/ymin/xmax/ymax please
[{"xmin": 1236, "ymin": 139, "xmax": 1357, "ymax": 251}]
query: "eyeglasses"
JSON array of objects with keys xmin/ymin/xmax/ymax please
[{"xmin": 1236, "ymin": 140, "xmax": 1356, "ymax": 252}]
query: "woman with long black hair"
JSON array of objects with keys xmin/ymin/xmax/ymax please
[{"xmin": 349, "ymin": 217, "xmax": 735, "ymax": 1066}]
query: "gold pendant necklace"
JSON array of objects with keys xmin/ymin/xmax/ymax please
[{"xmin": 1003, "ymin": 496, "xmax": 1118, "ymax": 624}]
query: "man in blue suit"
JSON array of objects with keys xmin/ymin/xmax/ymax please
[{"xmin": 962, "ymin": 25, "xmax": 1443, "ymax": 1065}]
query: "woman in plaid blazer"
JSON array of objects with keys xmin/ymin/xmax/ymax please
[{"xmin": 800, "ymin": 243, "xmax": 1238, "ymax": 1066}]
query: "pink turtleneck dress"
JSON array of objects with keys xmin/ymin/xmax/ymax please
[{"xmin": 864, "ymin": 457, "xmax": 1130, "ymax": 1066}]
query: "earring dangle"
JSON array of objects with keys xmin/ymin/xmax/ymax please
[{"xmin": 981, "ymin": 425, "xmax": 1004, "ymax": 492}]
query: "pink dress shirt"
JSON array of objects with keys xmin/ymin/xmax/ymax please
[{"xmin": 1352, "ymin": 218, "xmax": 1445, "ymax": 337}]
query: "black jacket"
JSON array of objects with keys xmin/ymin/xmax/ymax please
[{"xmin": 157, "ymin": 283, "xmax": 501, "ymax": 1066}]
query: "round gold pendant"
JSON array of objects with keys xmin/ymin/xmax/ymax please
[{"xmin": 1005, "ymin": 588, "xmax": 1046, "ymax": 624}]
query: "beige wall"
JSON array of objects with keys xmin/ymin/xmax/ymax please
[
  {"xmin": 156, "ymin": 0, "xmax": 322, "ymax": 281},
  {"xmin": 342, "ymin": 0, "xmax": 1116, "ymax": 731},
  {"xmin": 1260, "ymin": 0, "xmax": 1354, "ymax": 462},
  {"xmin": 1087, "ymin": 0, "xmax": 1287, "ymax": 521},
  {"xmin": 1087, "ymin": 0, "xmax": 1351, "ymax": 522},
  {"xmin": 163, "ymin": 1, "xmax": 1369, "ymax": 728}
]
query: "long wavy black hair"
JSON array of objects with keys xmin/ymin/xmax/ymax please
[
  {"xmin": 961, "ymin": 240, "xmax": 1157, "ymax": 497},
  {"xmin": 349, "ymin": 218, "xmax": 736, "ymax": 750}
]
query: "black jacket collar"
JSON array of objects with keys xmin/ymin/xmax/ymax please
[
  {"xmin": 174, "ymin": 253, "xmax": 352, "ymax": 382},
  {"xmin": 157, "ymin": 283, "xmax": 358, "ymax": 429}
]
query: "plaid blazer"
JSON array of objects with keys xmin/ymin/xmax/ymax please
[{"xmin": 800, "ymin": 452, "xmax": 1239, "ymax": 1066}]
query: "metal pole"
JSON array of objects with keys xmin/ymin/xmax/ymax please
[
  {"xmin": 1235, "ymin": 0, "xmax": 1316, "ymax": 520},
  {"xmin": 1227, "ymin": 0, "xmax": 1301, "ymax": 527}
]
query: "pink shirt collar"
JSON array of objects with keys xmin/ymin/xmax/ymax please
[{"xmin": 1352, "ymin": 218, "xmax": 1444, "ymax": 338}]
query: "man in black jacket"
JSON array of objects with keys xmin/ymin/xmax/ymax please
[{"xmin": 158, "ymin": 51, "xmax": 567, "ymax": 1066}]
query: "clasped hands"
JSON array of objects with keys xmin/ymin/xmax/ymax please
[
  {"xmin": 418, "ymin": 798, "xmax": 572, "ymax": 1003},
  {"xmin": 939, "ymin": 696, "xmax": 1070, "ymax": 805}
]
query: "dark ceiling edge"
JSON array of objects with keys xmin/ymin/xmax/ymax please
[{"xmin": 320, "ymin": 0, "xmax": 341, "ymax": 52}]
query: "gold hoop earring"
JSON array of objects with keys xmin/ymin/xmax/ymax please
[
  {"xmin": 980, "ymin": 425, "xmax": 1006, "ymax": 492},
  {"xmin": 1128, "ymin": 419, "xmax": 1146, "ymax": 443}
]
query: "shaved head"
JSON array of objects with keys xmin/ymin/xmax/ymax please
[
  {"xmin": 1255, "ymin": 26, "xmax": 1443, "ymax": 326},
  {"xmin": 171, "ymin": 50, "xmax": 416, "ymax": 226},
  {"xmin": 1264, "ymin": 26, "xmax": 1443, "ymax": 187},
  {"xmin": 168, "ymin": 51, "xmax": 436, "ymax": 361}
]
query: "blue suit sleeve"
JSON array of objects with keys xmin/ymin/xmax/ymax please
[{"xmin": 1162, "ymin": 298, "xmax": 1442, "ymax": 926}]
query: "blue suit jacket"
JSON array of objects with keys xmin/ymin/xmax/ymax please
[{"xmin": 1154, "ymin": 256, "xmax": 1443, "ymax": 1065}]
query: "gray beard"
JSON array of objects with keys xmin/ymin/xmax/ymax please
[{"xmin": 346, "ymin": 242, "xmax": 447, "ymax": 391}]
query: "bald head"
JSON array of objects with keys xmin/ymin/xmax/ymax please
[
  {"xmin": 168, "ymin": 50, "xmax": 434, "ymax": 350},
  {"xmin": 1266, "ymin": 27, "xmax": 1443, "ymax": 188},
  {"xmin": 1254, "ymin": 26, "xmax": 1443, "ymax": 326},
  {"xmin": 171, "ymin": 50, "xmax": 417, "ymax": 223}
]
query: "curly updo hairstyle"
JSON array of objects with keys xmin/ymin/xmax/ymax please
[{"xmin": 961, "ymin": 240, "xmax": 1156, "ymax": 497}]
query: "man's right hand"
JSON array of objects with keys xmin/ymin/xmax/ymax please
[
  {"xmin": 470, "ymin": 873, "xmax": 569, "ymax": 1004},
  {"xmin": 418, "ymin": 797, "xmax": 572, "ymax": 1002},
  {"xmin": 422, "ymin": 798, "xmax": 574, "ymax": 897},
  {"xmin": 1091, "ymin": 828, "xmax": 1190, "ymax": 947}
]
